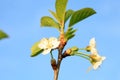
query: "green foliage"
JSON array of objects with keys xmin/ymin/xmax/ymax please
[
  {"xmin": 55, "ymin": 0, "xmax": 68, "ymax": 23},
  {"xmin": 41, "ymin": 16, "xmax": 60, "ymax": 30},
  {"xmin": 31, "ymin": 42, "xmax": 43, "ymax": 57},
  {"xmin": 49, "ymin": 10, "xmax": 59, "ymax": 22},
  {"xmin": 0, "ymin": 30, "xmax": 8, "ymax": 40},
  {"xmin": 69, "ymin": 8, "xmax": 96, "ymax": 27},
  {"xmin": 65, "ymin": 27, "xmax": 77, "ymax": 40},
  {"xmin": 35, "ymin": 0, "xmax": 97, "ymax": 59},
  {"xmin": 65, "ymin": 9, "xmax": 74, "ymax": 23}
]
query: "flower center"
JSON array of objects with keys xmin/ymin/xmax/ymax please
[{"xmin": 90, "ymin": 54, "xmax": 101, "ymax": 62}]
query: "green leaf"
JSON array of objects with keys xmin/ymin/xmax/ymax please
[
  {"xmin": 55, "ymin": 0, "xmax": 68, "ymax": 22},
  {"xmin": 67, "ymin": 29, "xmax": 77, "ymax": 35},
  {"xmin": 41, "ymin": 16, "xmax": 60, "ymax": 30},
  {"xmin": 0, "ymin": 30, "xmax": 8, "ymax": 40},
  {"xmin": 67, "ymin": 34, "xmax": 75, "ymax": 40},
  {"xmin": 49, "ymin": 10, "xmax": 59, "ymax": 22},
  {"xmin": 30, "ymin": 42, "xmax": 43, "ymax": 57},
  {"xmin": 69, "ymin": 8, "xmax": 96, "ymax": 27},
  {"xmin": 65, "ymin": 27, "xmax": 77, "ymax": 40},
  {"xmin": 65, "ymin": 9, "xmax": 74, "ymax": 23}
]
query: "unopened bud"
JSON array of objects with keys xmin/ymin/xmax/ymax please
[
  {"xmin": 51, "ymin": 59, "xmax": 57, "ymax": 70},
  {"xmin": 86, "ymin": 46, "xmax": 91, "ymax": 52},
  {"xmin": 66, "ymin": 49, "xmax": 72, "ymax": 55},
  {"xmin": 71, "ymin": 46, "xmax": 79, "ymax": 51},
  {"xmin": 62, "ymin": 49, "xmax": 71, "ymax": 58}
]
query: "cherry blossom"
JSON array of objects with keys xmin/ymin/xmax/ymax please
[{"xmin": 38, "ymin": 37, "xmax": 60, "ymax": 55}]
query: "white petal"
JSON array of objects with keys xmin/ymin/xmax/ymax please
[
  {"xmin": 89, "ymin": 38, "xmax": 96, "ymax": 48},
  {"xmin": 102, "ymin": 56, "xmax": 106, "ymax": 60},
  {"xmin": 38, "ymin": 38, "xmax": 48, "ymax": 49},
  {"xmin": 93, "ymin": 65, "xmax": 98, "ymax": 70},
  {"xmin": 42, "ymin": 49, "xmax": 51, "ymax": 55},
  {"xmin": 52, "ymin": 41, "xmax": 60, "ymax": 49},
  {"xmin": 91, "ymin": 48, "xmax": 98, "ymax": 55},
  {"xmin": 93, "ymin": 56, "xmax": 105, "ymax": 70},
  {"xmin": 93, "ymin": 61, "xmax": 102, "ymax": 70},
  {"xmin": 49, "ymin": 37, "xmax": 60, "ymax": 49}
]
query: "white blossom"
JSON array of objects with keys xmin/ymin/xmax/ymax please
[
  {"xmin": 38, "ymin": 37, "xmax": 60, "ymax": 55},
  {"xmin": 88, "ymin": 38, "xmax": 106, "ymax": 70}
]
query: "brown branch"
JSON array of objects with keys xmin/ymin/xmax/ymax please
[
  {"xmin": 62, "ymin": 50, "xmax": 70, "ymax": 58},
  {"xmin": 53, "ymin": 49, "xmax": 63, "ymax": 80},
  {"xmin": 52, "ymin": 33, "xmax": 67, "ymax": 80}
]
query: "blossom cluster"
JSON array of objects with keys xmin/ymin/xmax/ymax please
[{"xmin": 37, "ymin": 37, "xmax": 106, "ymax": 70}]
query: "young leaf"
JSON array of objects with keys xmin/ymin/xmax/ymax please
[
  {"xmin": 41, "ymin": 16, "xmax": 60, "ymax": 30},
  {"xmin": 0, "ymin": 30, "xmax": 8, "ymax": 40},
  {"xmin": 65, "ymin": 9, "xmax": 74, "ymax": 23},
  {"xmin": 65, "ymin": 27, "xmax": 77, "ymax": 40},
  {"xmin": 49, "ymin": 10, "xmax": 59, "ymax": 22},
  {"xmin": 67, "ymin": 34, "xmax": 75, "ymax": 40},
  {"xmin": 31, "ymin": 42, "xmax": 43, "ymax": 57},
  {"xmin": 67, "ymin": 29, "xmax": 77, "ymax": 35},
  {"xmin": 69, "ymin": 8, "xmax": 96, "ymax": 27},
  {"xmin": 55, "ymin": 0, "xmax": 68, "ymax": 22}
]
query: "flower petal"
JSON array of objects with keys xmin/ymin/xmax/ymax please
[
  {"xmin": 49, "ymin": 37, "xmax": 60, "ymax": 49},
  {"xmin": 89, "ymin": 38, "xmax": 96, "ymax": 48},
  {"xmin": 42, "ymin": 48, "xmax": 51, "ymax": 55},
  {"xmin": 102, "ymin": 56, "xmax": 106, "ymax": 60},
  {"xmin": 93, "ymin": 61, "xmax": 101, "ymax": 69},
  {"xmin": 91, "ymin": 48, "xmax": 98, "ymax": 55},
  {"xmin": 92, "ymin": 56, "xmax": 106, "ymax": 70},
  {"xmin": 38, "ymin": 38, "xmax": 48, "ymax": 49}
]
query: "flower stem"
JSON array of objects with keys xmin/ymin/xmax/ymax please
[
  {"xmin": 50, "ymin": 51, "xmax": 54, "ymax": 59},
  {"xmin": 75, "ymin": 52, "xmax": 90, "ymax": 60},
  {"xmin": 78, "ymin": 48, "xmax": 86, "ymax": 50},
  {"xmin": 76, "ymin": 52, "xmax": 90, "ymax": 57}
]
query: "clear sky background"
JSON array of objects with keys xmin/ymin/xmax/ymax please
[{"xmin": 0, "ymin": 0, "xmax": 120, "ymax": 80}]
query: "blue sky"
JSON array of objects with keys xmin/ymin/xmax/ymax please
[{"xmin": 0, "ymin": 0, "xmax": 120, "ymax": 80}]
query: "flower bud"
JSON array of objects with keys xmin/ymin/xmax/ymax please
[
  {"xmin": 66, "ymin": 49, "xmax": 72, "ymax": 55},
  {"xmin": 71, "ymin": 46, "xmax": 79, "ymax": 51},
  {"xmin": 62, "ymin": 46, "xmax": 79, "ymax": 58},
  {"xmin": 85, "ymin": 46, "xmax": 91, "ymax": 52},
  {"xmin": 62, "ymin": 49, "xmax": 71, "ymax": 58},
  {"xmin": 51, "ymin": 59, "xmax": 57, "ymax": 70}
]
